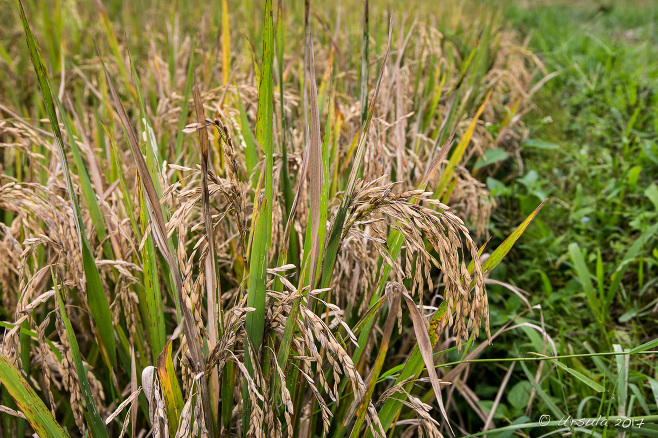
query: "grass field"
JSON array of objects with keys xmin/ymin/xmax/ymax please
[{"xmin": 0, "ymin": 0, "xmax": 656, "ymax": 437}]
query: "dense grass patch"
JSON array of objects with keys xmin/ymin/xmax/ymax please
[{"xmin": 475, "ymin": 1, "xmax": 658, "ymax": 434}]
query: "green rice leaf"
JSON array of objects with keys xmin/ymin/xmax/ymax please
[
  {"xmin": 245, "ymin": 0, "xmax": 274, "ymax": 361},
  {"xmin": 476, "ymin": 198, "xmax": 548, "ymax": 275},
  {"xmin": 18, "ymin": 0, "xmax": 116, "ymax": 368},
  {"xmin": 370, "ymin": 301, "xmax": 449, "ymax": 436},
  {"xmin": 53, "ymin": 272, "xmax": 109, "ymax": 438},
  {"xmin": 139, "ymin": 188, "xmax": 166, "ymax": 360},
  {"xmin": 243, "ymin": 8, "xmax": 274, "ymax": 433},
  {"xmin": 237, "ymin": 88, "xmax": 259, "ymax": 186}
]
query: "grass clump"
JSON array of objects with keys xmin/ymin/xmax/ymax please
[{"xmin": 470, "ymin": 1, "xmax": 658, "ymax": 434}]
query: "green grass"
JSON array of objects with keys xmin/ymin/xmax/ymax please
[{"xmin": 471, "ymin": 1, "xmax": 658, "ymax": 434}]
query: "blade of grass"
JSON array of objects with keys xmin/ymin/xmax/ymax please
[
  {"xmin": 302, "ymin": 0, "xmax": 310, "ymax": 149},
  {"xmin": 274, "ymin": 35, "xmax": 332, "ymax": 417},
  {"xmin": 568, "ymin": 242, "xmax": 601, "ymax": 321},
  {"xmin": 245, "ymin": 0, "xmax": 274, "ymax": 364},
  {"xmin": 315, "ymin": 96, "xmax": 333, "ymax": 288},
  {"xmin": 630, "ymin": 338, "xmax": 658, "ymax": 354},
  {"xmin": 608, "ymin": 222, "xmax": 658, "ymax": 307},
  {"xmin": 549, "ymin": 358, "xmax": 605, "ymax": 392},
  {"xmin": 276, "ymin": 0, "xmax": 297, "ymax": 272},
  {"xmin": 466, "ymin": 199, "xmax": 548, "ymax": 276},
  {"xmin": 614, "ymin": 344, "xmax": 629, "ymax": 418}
]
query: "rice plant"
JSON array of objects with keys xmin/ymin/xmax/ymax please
[{"xmin": 0, "ymin": 0, "xmax": 544, "ymax": 436}]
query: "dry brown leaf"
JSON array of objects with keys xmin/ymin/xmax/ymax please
[
  {"xmin": 193, "ymin": 78, "xmax": 221, "ymax": 417},
  {"xmin": 420, "ymin": 131, "xmax": 456, "ymax": 191},
  {"xmin": 394, "ymin": 282, "xmax": 454, "ymax": 436},
  {"xmin": 96, "ymin": 43, "xmax": 213, "ymax": 435},
  {"xmin": 307, "ymin": 33, "xmax": 323, "ymax": 290}
]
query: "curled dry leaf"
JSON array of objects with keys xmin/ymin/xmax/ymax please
[{"xmin": 389, "ymin": 282, "xmax": 454, "ymax": 435}]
